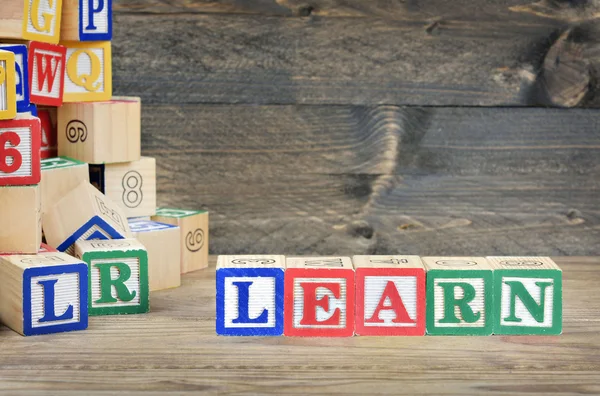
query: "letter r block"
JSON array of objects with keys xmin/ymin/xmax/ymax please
[
  {"xmin": 423, "ymin": 257, "xmax": 493, "ymax": 336},
  {"xmin": 354, "ymin": 255, "xmax": 426, "ymax": 336},
  {"xmin": 284, "ymin": 257, "xmax": 355, "ymax": 337},
  {"xmin": 216, "ymin": 255, "xmax": 285, "ymax": 336},
  {"xmin": 487, "ymin": 256, "xmax": 562, "ymax": 335},
  {"xmin": 75, "ymin": 239, "xmax": 149, "ymax": 316},
  {"xmin": 0, "ymin": 252, "xmax": 88, "ymax": 336}
]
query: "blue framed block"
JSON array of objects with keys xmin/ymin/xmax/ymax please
[
  {"xmin": 0, "ymin": 253, "xmax": 88, "ymax": 336},
  {"xmin": 216, "ymin": 255, "xmax": 286, "ymax": 336},
  {"xmin": 0, "ymin": 44, "xmax": 30, "ymax": 112},
  {"xmin": 57, "ymin": 216, "xmax": 127, "ymax": 253},
  {"xmin": 129, "ymin": 219, "xmax": 178, "ymax": 233},
  {"xmin": 62, "ymin": 0, "xmax": 113, "ymax": 41}
]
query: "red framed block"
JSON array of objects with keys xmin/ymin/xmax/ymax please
[
  {"xmin": 0, "ymin": 117, "xmax": 41, "ymax": 186},
  {"xmin": 284, "ymin": 257, "xmax": 355, "ymax": 337},
  {"xmin": 354, "ymin": 255, "xmax": 426, "ymax": 336},
  {"xmin": 38, "ymin": 107, "xmax": 57, "ymax": 159},
  {"xmin": 28, "ymin": 41, "xmax": 66, "ymax": 106}
]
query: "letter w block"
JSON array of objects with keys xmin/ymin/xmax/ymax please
[
  {"xmin": 354, "ymin": 256, "xmax": 426, "ymax": 336},
  {"xmin": 28, "ymin": 41, "xmax": 66, "ymax": 106},
  {"xmin": 216, "ymin": 255, "xmax": 285, "ymax": 336}
]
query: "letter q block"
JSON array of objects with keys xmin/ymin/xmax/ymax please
[
  {"xmin": 61, "ymin": 0, "xmax": 112, "ymax": 41},
  {"xmin": 0, "ymin": 0, "xmax": 62, "ymax": 44},
  {"xmin": 216, "ymin": 255, "xmax": 285, "ymax": 336},
  {"xmin": 57, "ymin": 97, "xmax": 141, "ymax": 164},
  {"xmin": 62, "ymin": 41, "xmax": 111, "ymax": 102},
  {"xmin": 0, "ymin": 252, "xmax": 88, "ymax": 336},
  {"xmin": 284, "ymin": 257, "xmax": 355, "ymax": 337},
  {"xmin": 0, "ymin": 117, "xmax": 41, "ymax": 186}
]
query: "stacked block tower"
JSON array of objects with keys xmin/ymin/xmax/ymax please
[{"xmin": 0, "ymin": 1, "xmax": 209, "ymax": 336}]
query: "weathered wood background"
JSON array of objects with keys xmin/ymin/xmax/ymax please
[{"xmin": 112, "ymin": 0, "xmax": 600, "ymax": 255}]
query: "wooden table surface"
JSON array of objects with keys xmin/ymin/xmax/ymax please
[{"xmin": 0, "ymin": 256, "xmax": 598, "ymax": 395}]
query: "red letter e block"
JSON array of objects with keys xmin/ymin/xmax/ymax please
[
  {"xmin": 284, "ymin": 257, "xmax": 354, "ymax": 337},
  {"xmin": 0, "ymin": 117, "xmax": 41, "ymax": 186},
  {"xmin": 28, "ymin": 42, "xmax": 67, "ymax": 106},
  {"xmin": 354, "ymin": 256, "xmax": 426, "ymax": 336}
]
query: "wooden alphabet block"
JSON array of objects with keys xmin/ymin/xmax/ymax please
[
  {"xmin": 43, "ymin": 181, "xmax": 132, "ymax": 254},
  {"xmin": 57, "ymin": 97, "xmax": 141, "ymax": 164},
  {"xmin": 129, "ymin": 219, "xmax": 181, "ymax": 292},
  {"xmin": 75, "ymin": 238, "xmax": 149, "ymax": 316},
  {"xmin": 0, "ymin": 44, "xmax": 29, "ymax": 112},
  {"xmin": 90, "ymin": 157, "xmax": 156, "ymax": 217},
  {"xmin": 284, "ymin": 257, "xmax": 355, "ymax": 337},
  {"xmin": 0, "ymin": 185, "xmax": 41, "ymax": 253},
  {"xmin": 354, "ymin": 255, "xmax": 426, "ymax": 336},
  {"xmin": 151, "ymin": 208, "xmax": 209, "ymax": 274},
  {"xmin": 0, "ymin": 50, "xmax": 17, "ymax": 120},
  {"xmin": 61, "ymin": 41, "xmax": 111, "ymax": 102},
  {"xmin": 0, "ymin": 117, "xmax": 41, "ymax": 186},
  {"xmin": 28, "ymin": 41, "xmax": 66, "ymax": 106},
  {"xmin": 0, "ymin": 0, "xmax": 62, "ymax": 44},
  {"xmin": 38, "ymin": 106, "xmax": 57, "ymax": 158},
  {"xmin": 40, "ymin": 156, "xmax": 89, "ymax": 213},
  {"xmin": 61, "ymin": 0, "xmax": 112, "ymax": 41},
  {"xmin": 0, "ymin": 252, "xmax": 88, "ymax": 336},
  {"xmin": 423, "ymin": 257, "xmax": 493, "ymax": 336},
  {"xmin": 216, "ymin": 255, "xmax": 285, "ymax": 336},
  {"xmin": 487, "ymin": 256, "xmax": 562, "ymax": 335},
  {"xmin": 38, "ymin": 243, "xmax": 57, "ymax": 253}
]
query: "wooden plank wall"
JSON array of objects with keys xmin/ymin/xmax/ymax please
[{"xmin": 112, "ymin": 0, "xmax": 600, "ymax": 255}]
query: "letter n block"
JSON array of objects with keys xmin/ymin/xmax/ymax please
[
  {"xmin": 62, "ymin": 41, "xmax": 111, "ymax": 102},
  {"xmin": 354, "ymin": 255, "xmax": 426, "ymax": 336},
  {"xmin": 61, "ymin": 0, "xmax": 112, "ymax": 41},
  {"xmin": 0, "ymin": 117, "xmax": 41, "ymax": 186},
  {"xmin": 423, "ymin": 257, "xmax": 493, "ymax": 336},
  {"xmin": 0, "ymin": 50, "xmax": 17, "ymax": 120},
  {"xmin": 28, "ymin": 41, "xmax": 66, "ymax": 106},
  {"xmin": 0, "ymin": 185, "xmax": 41, "ymax": 253},
  {"xmin": 487, "ymin": 256, "xmax": 562, "ymax": 335},
  {"xmin": 40, "ymin": 156, "xmax": 89, "ymax": 214},
  {"xmin": 0, "ymin": 44, "xmax": 29, "ymax": 113},
  {"xmin": 75, "ymin": 239, "xmax": 149, "ymax": 316},
  {"xmin": 216, "ymin": 255, "xmax": 285, "ymax": 336},
  {"xmin": 284, "ymin": 257, "xmax": 355, "ymax": 337},
  {"xmin": 0, "ymin": 252, "xmax": 88, "ymax": 336}
]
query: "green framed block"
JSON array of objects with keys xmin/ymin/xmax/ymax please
[
  {"xmin": 423, "ymin": 257, "xmax": 493, "ymax": 336},
  {"xmin": 487, "ymin": 257, "xmax": 562, "ymax": 335},
  {"xmin": 75, "ymin": 239, "xmax": 149, "ymax": 316}
]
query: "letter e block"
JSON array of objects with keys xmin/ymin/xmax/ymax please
[
  {"xmin": 57, "ymin": 97, "xmax": 141, "ymax": 164},
  {"xmin": 129, "ymin": 219, "xmax": 181, "ymax": 292},
  {"xmin": 75, "ymin": 238, "xmax": 149, "ymax": 316},
  {"xmin": 28, "ymin": 41, "xmax": 66, "ymax": 106},
  {"xmin": 0, "ymin": 50, "xmax": 17, "ymax": 120},
  {"xmin": 61, "ymin": 0, "xmax": 112, "ymax": 41},
  {"xmin": 152, "ymin": 208, "xmax": 209, "ymax": 274},
  {"xmin": 40, "ymin": 156, "xmax": 89, "ymax": 213},
  {"xmin": 62, "ymin": 41, "xmax": 111, "ymax": 102},
  {"xmin": 0, "ymin": 117, "xmax": 41, "ymax": 186},
  {"xmin": 0, "ymin": 44, "xmax": 30, "ymax": 112},
  {"xmin": 43, "ymin": 181, "xmax": 131, "ymax": 254},
  {"xmin": 0, "ymin": 252, "xmax": 88, "ymax": 336},
  {"xmin": 284, "ymin": 257, "xmax": 355, "ymax": 337},
  {"xmin": 487, "ymin": 256, "xmax": 562, "ymax": 335},
  {"xmin": 0, "ymin": 185, "xmax": 41, "ymax": 253},
  {"xmin": 354, "ymin": 255, "xmax": 425, "ymax": 336},
  {"xmin": 423, "ymin": 257, "xmax": 493, "ymax": 336},
  {"xmin": 216, "ymin": 255, "xmax": 285, "ymax": 336}
]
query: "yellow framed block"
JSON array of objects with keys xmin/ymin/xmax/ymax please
[
  {"xmin": 90, "ymin": 157, "xmax": 156, "ymax": 218},
  {"xmin": 40, "ymin": 156, "xmax": 89, "ymax": 214},
  {"xmin": 0, "ymin": 0, "xmax": 62, "ymax": 44},
  {"xmin": 57, "ymin": 97, "xmax": 141, "ymax": 164},
  {"xmin": 62, "ymin": 41, "xmax": 111, "ymax": 102},
  {"xmin": 0, "ymin": 185, "xmax": 42, "ymax": 254},
  {"xmin": 0, "ymin": 50, "xmax": 18, "ymax": 120}
]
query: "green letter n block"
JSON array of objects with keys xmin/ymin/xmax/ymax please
[
  {"xmin": 75, "ymin": 239, "xmax": 149, "ymax": 316},
  {"xmin": 423, "ymin": 257, "xmax": 494, "ymax": 335},
  {"xmin": 488, "ymin": 257, "xmax": 562, "ymax": 335}
]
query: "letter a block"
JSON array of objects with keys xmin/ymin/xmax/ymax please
[
  {"xmin": 75, "ymin": 239, "xmax": 149, "ymax": 316},
  {"xmin": 0, "ymin": 252, "xmax": 88, "ymax": 336},
  {"xmin": 40, "ymin": 156, "xmax": 89, "ymax": 214},
  {"xmin": 28, "ymin": 41, "xmax": 67, "ymax": 106},
  {"xmin": 216, "ymin": 255, "xmax": 285, "ymax": 336},
  {"xmin": 284, "ymin": 257, "xmax": 355, "ymax": 337},
  {"xmin": 43, "ymin": 181, "xmax": 131, "ymax": 254},
  {"xmin": 0, "ymin": 50, "xmax": 17, "ymax": 120},
  {"xmin": 423, "ymin": 257, "xmax": 493, "ymax": 336},
  {"xmin": 354, "ymin": 255, "xmax": 426, "ymax": 336},
  {"xmin": 62, "ymin": 41, "xmax": 111, "ymax": 102},
  {"xmin": 0, "ymin": 44, "xmax": 29, "ymax": 113},
  {"xmin": 57, "ymin": 97, "xmax": 141, "ymax": 164},
  {"xmin": 61, "ymin": 0, "xmax": 112, "ymax": 41},
  {"xmin": 487, "ymin": 256, "xmax": 562, "ymax": 335},
  {"xmin": 0, "ymin": 0, "xmax": 62, "ymax": 44},
  {"xmin": 0, "ymin": 185, "xmax": 41, "ymax": 254},
  {"xmin": 0, "ymin": 117, "xmax": 41, "ymax": 186}
]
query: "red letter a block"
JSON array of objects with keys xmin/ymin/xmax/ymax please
[
  {"xmin": 354, "ymin": 255, "xmax": 426, "ymax": 336},
  {"xmin": 284, "ymin": 257, "xmax": 354, "ymax": 337},
  {"xmin": 28, "ymin": 42, "xmax": 66, "ymax": 106}
]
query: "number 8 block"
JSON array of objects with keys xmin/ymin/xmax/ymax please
[{"xmin": 0, "ymin": 117, "xmax": 41, "ymax": 186}]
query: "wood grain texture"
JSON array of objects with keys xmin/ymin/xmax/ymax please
[
  {"xmin": 141, "ymin": 104, "xmax": 600, "ymax": 256},
  {"xmin": 0, "ymin": 256, "xmax": 598, "ymax": 394}
]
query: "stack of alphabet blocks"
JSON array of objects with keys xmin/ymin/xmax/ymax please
[
  {"xmin": 216, "ymin": 256, "xmax": 562, "ymax": 336},
  {"xmin": 0, "ymin": 0, "xmax": 209, "ymax": 336}
]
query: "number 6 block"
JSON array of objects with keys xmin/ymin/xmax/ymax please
[{"xmin": 0, "ymin": 117, "xmax": 41, "ymax": 186}]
